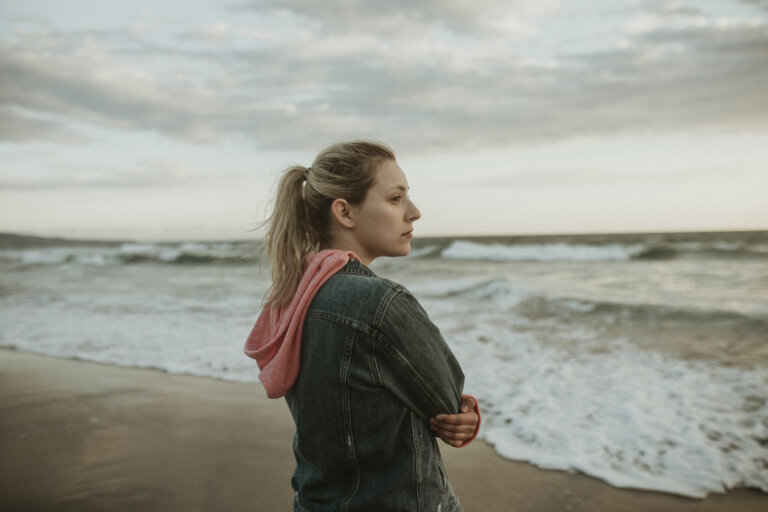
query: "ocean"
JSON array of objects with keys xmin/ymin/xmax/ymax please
[{"xmin": 1, "ymin": 230, "xmax": 766, "ymax": 498}]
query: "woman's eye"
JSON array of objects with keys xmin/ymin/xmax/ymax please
[{"xmin": 391, "ymin": 195, "xmax": 401, "ymax": 203}]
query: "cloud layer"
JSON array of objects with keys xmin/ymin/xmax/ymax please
[{"xmin": 1, "ymin": 0, "xmax": 766, "ymax": 153}]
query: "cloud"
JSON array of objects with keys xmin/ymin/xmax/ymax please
[
  {"xmin": 1, "ymin": 1, "xmax": 766, "ymax": 153},
  {"xmin": 186, "ymin": 22, "xmax": 233, "ymax": 44},
  {"xmin": 233, "ymin": 0, "xmax": 557, "ymax": 37},
  {"xmin": 737, "ymin": 0, "xmax": 768, "ymax": 9},
  {"xmin": 0, "ymin": 159, "xmax": 205, "ymax": 190},
  {"xmin": 0, "ymin": 106, "xmax": 85, "ymax": 142},
  {"xmin": 0, "ymin": 35, "xmax": 229, "ymax": 142},
  {"xmin": 473, "ymin": 164, "xmax": 764, "ymax": 189}
]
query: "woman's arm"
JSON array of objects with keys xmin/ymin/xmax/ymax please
[{"xmin": 373, "ymin": 289, "xmax": 466, "ymax": 422}]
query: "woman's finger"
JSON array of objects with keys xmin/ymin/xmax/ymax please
[
  {"xmin": 430, "ymin": 421, "xmax": 475, "ymax": 438},
  {"xmin": 432, "ymin": 412, "xmax": 477, "ymax": 425},
  {"xmin": 460, "ymin": 395, "xmax": 477, "ymax": 413},
  {"xmin": 429, "ymin": 421, "xmax": 475, "ymax": 434},
  {"xmin": 430, "ymin": 427, "xmax": 472, "ymax": 441},
  {"xmin": 438, "ymin": 433, "xmax": 469, "ymax": 447}
]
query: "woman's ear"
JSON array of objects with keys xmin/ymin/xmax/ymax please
[{"xmin": 330, "ymin": 198, "xmax": 355, "ymax": 229}]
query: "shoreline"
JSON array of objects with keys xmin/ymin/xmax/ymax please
[{"xmin": 1, "ymin": 349, "xmax": 766, "ymax": 511}]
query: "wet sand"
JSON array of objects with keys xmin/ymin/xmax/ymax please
[{"xmin": 1, "ymin": 349, "xmax": 765, "ymax": 511}]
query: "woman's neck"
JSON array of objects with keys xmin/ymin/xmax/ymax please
[{"xmin": 320, "ymin": 235, "xmax": 372, "ymax": 266}]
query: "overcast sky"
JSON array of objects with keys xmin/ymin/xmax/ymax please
[{"xmin": 1, "ymin": 0, "xmax": 767, "ymax": 240}]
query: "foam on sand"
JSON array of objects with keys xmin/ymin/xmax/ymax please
[{"xmin": 450, "ymin": 330, "xmax": 768, "ymax": 498}]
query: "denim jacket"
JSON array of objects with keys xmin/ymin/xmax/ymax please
[{"xmin": 285, "ymin": 259, "xmax": 466, "ymax": 512}]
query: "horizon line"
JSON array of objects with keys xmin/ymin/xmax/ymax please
[{"xmin": 1, "ymin": 227, "xmax": 767, "ymax": 246}]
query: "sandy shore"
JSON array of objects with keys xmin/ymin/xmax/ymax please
[{"xmin": 1, "ymin": 349, "xmax": 765, "ymax": 511}]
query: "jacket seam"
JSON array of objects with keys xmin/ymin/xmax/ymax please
[
  {"xmin": 305, "ymin": 310, "xmax": 377, "ymax": 338},
  {"xmin": 369, "ymin": 286, "xmax": 400, "ymax": 387},
  {"xmin": 339, "ymin": 331, "xmax": 360, "ymax": 510},
  {"xmin": 373, "ymin": 286, "xmax": 400, "ymax": 329},
  {"xmin": 369, "ymin": 333, "xmax": 382, "ymax": 385},
  {"xmin": 294, "ymin": 496, "xmax": 311, "ymax": 512},
  {"xmin": 338, "ymin": 261, "xmax": 404, "ymax": 295},
  {"xmin": 337, "ymin": 264, "xmax": 370, "ymax": 277},
  {"xmin": 410, "ymin": 410, "xmax": 425, "ymax": 512}
]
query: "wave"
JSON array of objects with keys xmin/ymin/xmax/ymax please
[
  {"xmin": 441, "ymin": 240, "xmax": 647, "ymax": 262},
  {"xmin": 516, "ymin": 294, "xmax": 768, "ymax": 328},
  {"xmin": 3, "ymin": 234, "xmax": 767, "ymax": 267},
  {"xmin": 0, "ymin": 242, "xmax": 259, "ymax": 266},
  {"xmin": 415, "ymin": 275, "xmax": 767, "ymax": 330},
  {"xmin": 436, "ymin": 239, "xmax": 768, "ymax": 262},
  {"xmin": 675, "ymin": 241, "xmax": 768, "ymax": 260},
  {"xmin": 409, "ymin": 278, "xmax": 533, "ymax": 313}
]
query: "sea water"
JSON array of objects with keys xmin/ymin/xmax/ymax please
[{"xmin": 1, "ymin": 231, "xmax": 766, "ymax": 498}]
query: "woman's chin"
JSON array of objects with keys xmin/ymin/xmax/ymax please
[{"xmin": 383, "ymin": 244, "xmax": 411, "ymax": 259}]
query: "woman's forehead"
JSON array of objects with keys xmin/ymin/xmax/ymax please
[{"xmin": 374, "ymin": 160, "xmax": 408, "ymax": 190}]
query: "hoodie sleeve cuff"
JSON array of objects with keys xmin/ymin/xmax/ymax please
[{"xmin": 459, "ymin": 394, "xmax": 481, "ymax": 447}]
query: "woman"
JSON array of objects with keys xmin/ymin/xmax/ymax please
[{"xmin": 244, "ymin": 141, "xmax": 480, "ymax": 512}]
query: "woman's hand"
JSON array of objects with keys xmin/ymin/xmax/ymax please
[{"xmin": 429, "ymin": 395, "xmax": 479, "ymax": 447}]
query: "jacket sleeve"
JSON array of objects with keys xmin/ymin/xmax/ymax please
[{"xmin": 372, "ymin": 289, "xmax": 465, "ymax": 423}]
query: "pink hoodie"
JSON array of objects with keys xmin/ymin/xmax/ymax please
[{"xmin": 243, "ymin": 250, "xmax": 359, "ymax": 398}]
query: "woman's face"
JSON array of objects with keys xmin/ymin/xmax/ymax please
[{"xmin": 348, "ymin": 159, "xmax": 421, "ymax": 264}]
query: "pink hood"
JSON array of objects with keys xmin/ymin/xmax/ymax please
[{"xmin": 244, "ymin": 250, "xmax": 359, "ymax": 398}]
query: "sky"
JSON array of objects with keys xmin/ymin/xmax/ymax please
[{"xmin": 1, "ymin": 0, "xmax": 767, "ymax": 240}]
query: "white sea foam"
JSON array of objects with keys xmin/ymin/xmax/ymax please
[
  {"xmin": 442, "ymin": 240, "xmax": 646, "ymax": 262},
  {"xmin": 19, "ymin": 248, "xmax": 71, "ymax": 265},
  {"xmin": 445, "ymin": 328, "xmax": 768, "ymax": 498},
  {"xmin": 0, "ymin": 261, "xmax": 266, "ymax": 383},
  {"xmin": 0, "ymin": 242, "xmax": 253, "ymax": 266},
  {"xmin": 119, "ymin": 243, "xmax": 159, "ymax": 254},
  {"xmin": 2, "ymin": 246, "xmax": 123, "ymax": 266},
  {"xmin": 0, "ymin": 294, "xmax": 262, "ymax": 383}
]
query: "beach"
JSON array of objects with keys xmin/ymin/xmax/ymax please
[{"xmin": 1, "ymin": 349, "xmax": 765, "ymax": 512}]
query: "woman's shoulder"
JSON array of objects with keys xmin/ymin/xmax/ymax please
[
  {"xmin": 310, "ymin": 259, "xmax": 408, "ymax": 319},
  {"xmin": 330, "ymin": 259, "xmax": 404, "ymax": 294}
]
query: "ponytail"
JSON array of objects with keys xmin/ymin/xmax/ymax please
[{"xmin": 261, "ymin": 166, "xmax": 312, "ymax": 308}]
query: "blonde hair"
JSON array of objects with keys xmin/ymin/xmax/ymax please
[{"xmin": 261, "ymin": 140, "xmax": 395, "ymax": 308}]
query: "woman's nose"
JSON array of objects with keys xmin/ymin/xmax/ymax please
[{"xmin": 408, "ymin": 200, "xmax": 421, "ymax": 222}]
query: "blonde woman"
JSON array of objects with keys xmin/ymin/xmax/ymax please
[{"xmin": 245, "ymin": 141, "xmax": 480, "ymax": 512}]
